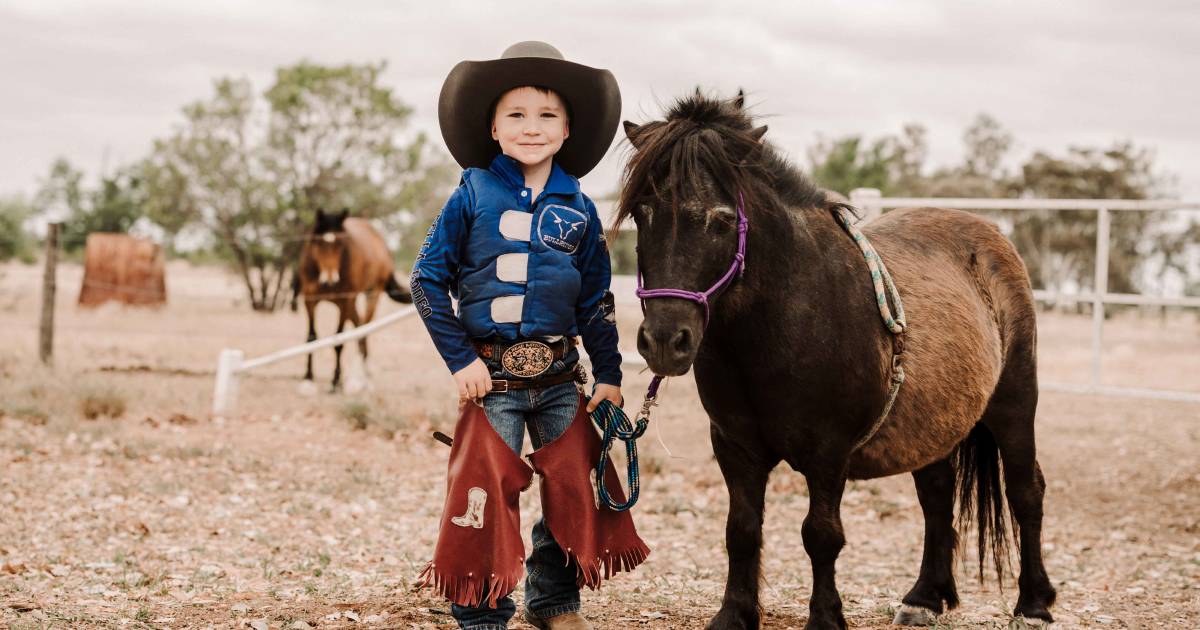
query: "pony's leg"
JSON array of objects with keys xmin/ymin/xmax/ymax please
[
  {"xmin": 980, "ymin": 381, "xmax": 1056, "ymax": 624},
  {"xmin": 330, "ymin": 302, "xmax": 349, "ymax": 392},
  {"xmin": 706, "ymin": 431, "xmax": 773, "ymax": 630},
  {"xmin": 802, "ymin": 464, "xmax": 849, "ymax": 630},
  {"xmin": 895, "ymin": 458, "xmax": 959, "ymax": 626},
  {"xmin": 303, "ymin": 298, "xmax": 318, "ymax": 381}
]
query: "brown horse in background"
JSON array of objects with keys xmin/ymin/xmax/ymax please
[{"xmin": 293, "ymin": 209, "xmax": 413, "ymax": 391}]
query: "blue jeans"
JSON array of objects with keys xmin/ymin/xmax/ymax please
[{"xmin": 451, "ymin": 348, "xmax": 585, "ymax": 630}]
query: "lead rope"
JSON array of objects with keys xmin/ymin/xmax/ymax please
[
  {"xmin": 831, "ymin": 206, "xmax": 908, "ymax": 451},
  {"xmin": 586, "ymin": 375, "xmax": 661, "ymax": 512}
]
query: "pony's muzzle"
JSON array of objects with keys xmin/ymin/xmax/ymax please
[{"xmin": 637, "ymin": 320, "xmax": 698, "ymax": 376}]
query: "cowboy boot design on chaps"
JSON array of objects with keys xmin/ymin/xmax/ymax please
[{"xmin": 450, "ymin": 487, "xmax": 487, "ymax": 529}]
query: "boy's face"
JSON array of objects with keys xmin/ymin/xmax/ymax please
[{"xmin": 491, "ymin": 87, "xmax": 570, "ymax": 170}]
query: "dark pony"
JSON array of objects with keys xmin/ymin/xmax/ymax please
[
  {"xmin": 293, "ymin": 208, "xmax": 412, "ymax": 391},
  {"xmin": 619, "ymin": 91, "xmax": 1055, "ymax": 629}
]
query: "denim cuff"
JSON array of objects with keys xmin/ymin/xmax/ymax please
[{"xmin": 528, "ymin": 601, "xmax": 582, "ymax": 619}]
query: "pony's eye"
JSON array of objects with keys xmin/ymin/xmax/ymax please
[{"xmin": 705, "ymin": 205, "xmax": 736, "ymax": 231}]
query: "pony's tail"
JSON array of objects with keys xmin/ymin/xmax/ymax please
[
  {"xmin": 385, "ymin": 274, "xmax": 414, "ymax": 303},
  {"xmin": 953, "ymin": 423, "xmax": 1013, "ymax": 586}
]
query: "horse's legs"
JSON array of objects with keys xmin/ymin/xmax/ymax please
[
  {"xmin": 330, "ymin": 302, "xmax": 350, "ymax": 392},
  {"xmin": 303, "ymin": 298, "xmax": 318, "ymax": 381},
  {"xmin": 358, "ymin": 289, "xmax": 381, "ymax": 376},
  {"xmin": 895, "ymin": 457, "xmax": 959, "ymax": 626},
  {"xmin": 980, "ymin": 356, "xmax": 1056, "ymax": 622},
  {"xmin": 706, "ymin": 430, "xmax": 773, "ymax": 630},
  {"xmin": 802, "ymin": 464, "xmax": 849, "ymax": 630}
]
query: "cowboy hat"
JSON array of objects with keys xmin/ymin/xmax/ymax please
[{"xmin": 438, "ymin": 41, "xmax": 621, "ymax": 178}]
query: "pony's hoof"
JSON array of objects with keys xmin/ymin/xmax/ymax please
[
  {"xmin": 893, "ymin": 604, "xmax": 939, "ymax": 626},
  {"xmin": 297, "ymin": 380, "xmax": 318, "ymax": 397}
]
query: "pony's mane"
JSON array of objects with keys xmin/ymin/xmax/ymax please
[{"xmin": 614, "ymin": 92, "xmax": 827, "ymax": 230}]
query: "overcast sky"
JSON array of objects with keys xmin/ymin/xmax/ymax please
[{"xmin": 2, "ymin": 0, "xmax": 1198, "ymax": 201}]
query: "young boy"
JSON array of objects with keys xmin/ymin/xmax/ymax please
[{"xmin": 412, "ymin": 41, "xmax": 631, "ymax": 630}]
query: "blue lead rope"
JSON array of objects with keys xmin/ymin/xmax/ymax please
[{"xmin": 588, "ymin": 398, "xmax": 648, "ymax": 512}]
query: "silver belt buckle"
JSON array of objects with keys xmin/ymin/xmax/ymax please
[{"xmin": 501, "ymin": 340, "xmax": 554, "ymax": 378}]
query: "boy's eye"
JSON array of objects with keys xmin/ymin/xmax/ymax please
[
  {"xmin": 507, "ymin": 112, "xmax": 523, "ymax": 118},
  {"xmin": 541, "ymin": 113, "xmax": 558, "ymax": 118}
]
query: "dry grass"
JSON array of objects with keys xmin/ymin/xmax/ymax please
[{"xmin": 0, "ymin": 261, "xmax": 1198, "ymax": 629}]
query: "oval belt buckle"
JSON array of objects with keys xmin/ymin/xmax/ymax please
[{"xmin": 501, "ymin": 341, "xmax": 554, "ymax": 378}]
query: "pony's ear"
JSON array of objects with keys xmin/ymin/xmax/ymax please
[
  {"xmin": 623, "ymin": 120, "xmax": 644, "ymax": 148},
  {"xmin": 734, "ymin": 88, "xmax": 746, "ymax": 110},
  {"xmin": 339, "ymin": 208, "xmax": 350, "ymax": 220},
  {"xmin": 749, "ymin": 125, "xmax": 768, "ymax": 143},
  {"xmin": 316, "ymin": 208, "xmax": 326, "ymax": 219}
]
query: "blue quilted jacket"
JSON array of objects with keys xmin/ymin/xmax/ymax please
[{"xmin": 411, "ymin": 154, "xmax": 621, "ymax": 386}]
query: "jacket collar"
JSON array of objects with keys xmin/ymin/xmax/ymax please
[{"xmin": 489, "ymin": 154, "xmax": 579, "ymax": 197}]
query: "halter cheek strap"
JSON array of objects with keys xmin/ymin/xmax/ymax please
[{"xmin": 634, "ymin": 192, "xmax": 749, "ymax": 327}]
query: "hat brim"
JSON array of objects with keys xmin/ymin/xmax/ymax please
[{"xmin": 439, "ymin": 57, "xmax": 621, "ymax": 178}]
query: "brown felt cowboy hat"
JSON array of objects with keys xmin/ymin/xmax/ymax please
[{"xmin": 438, "ymin": 41, "xmax": 621, "ymax": 178}]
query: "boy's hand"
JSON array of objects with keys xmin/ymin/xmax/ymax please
[
  {"xmin": 453, "ymin": 358, "xmax": 493, "ymax": 401},
  {"xmin": 587, "ymin": 383, "xmax": 623, "ymax": 413}
]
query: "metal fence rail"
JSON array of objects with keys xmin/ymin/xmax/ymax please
[{"xmin": 849, "ymin": 188, "xmax": 1200, "ymax": 403}]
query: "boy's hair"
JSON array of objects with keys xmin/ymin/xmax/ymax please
[{"xmin": 487, "ymin": 85, "xmax": 573, "ymax": 127}]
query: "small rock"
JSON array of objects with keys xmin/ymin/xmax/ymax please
[
  {"xmin": 231, "ymin": 603, "xmax": 250, "ymax": 614},
  {"xmin": 289, "ymin": 621, "xmax": 313, "ymax": 630},
  {"xmin": 343, "ymin": 610, "xmax": 360, "ymax": 622},
  {"xmin": 9, "ymin": 601, "xmax": 39, "ymax": 612},
  {"xmin": 363, "ymin": 614, "xmax": 385, "ymax": 624},
  {"xmin": 250, "ymin": 620, "xmax": 269, "ymax": 630}
]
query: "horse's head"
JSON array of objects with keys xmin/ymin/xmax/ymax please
[
  {"xmin": 616, "ymin": 90, "xmax": 771, "ymax": 376},
  {"xmin": 310, "ymin": 208, "xmax": 350, "ymax": 287}
]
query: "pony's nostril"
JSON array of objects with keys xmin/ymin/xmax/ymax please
[
  {"xmin": 671, "ymin": 329, "xmax": 692, "ymax": 355},
  {"xmin": 637, "ymin": 326, "xmax": 653, "ymax": 354}
]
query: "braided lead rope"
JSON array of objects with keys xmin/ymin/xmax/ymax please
[
  {"xmin": 832, "ymin": 207, "xmax": 906, "ymax": 334},
  {"xmin": 589, "ymin": 398, "xmax": 647, "ymax": 511},
  {"xmin": 832, "ymin": 206, "xmax": 908, "ymax": 452}
]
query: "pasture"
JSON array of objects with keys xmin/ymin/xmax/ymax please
[{"xmin": 1, "ymin": 260, "xmax": 1197, "ymax": 629}]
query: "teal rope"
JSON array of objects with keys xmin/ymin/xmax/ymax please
[
  {"xmin": 588, "ymin": 398, "xmax": 647, "ymax": 512},
  {"xmin": 832, "ymin": 206, "xmax": 908, "ymax": 451},
  {"xmin": 832, "ymin": 207, "xmax": 906, "ymax": 334}
]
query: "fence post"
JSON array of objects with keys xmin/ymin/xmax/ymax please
[
  {"xmin": 849, "ymin": 188, "xmax": 883, "ymax": 222},
  {"xmin": 39, "ymin": 223, "xmax": 60, "ymax": 365},
  {"xmin": 212, "ymin": 348, "xmax": 244, "ymax": 416},
  {"xmin": 1091, "ymin": 207, "xmax": 1110, "ymax": 389}
]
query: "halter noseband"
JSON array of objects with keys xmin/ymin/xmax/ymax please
[{"xmin": 634, "ymin": 192, "xmax": 749, "ymax": 327}]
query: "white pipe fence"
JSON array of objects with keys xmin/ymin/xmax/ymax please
[{"xmin": 849, "ymin": 188, "xmax": 1200, "ymax": 403}]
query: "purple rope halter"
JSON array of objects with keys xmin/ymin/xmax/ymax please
[
  {"xmin": 632, "ymin": 192, "xmax": 749, "ymax": 415},
  {"xmin": 635, "ymin": 192, "xmax": 749, "ymax": 327}
]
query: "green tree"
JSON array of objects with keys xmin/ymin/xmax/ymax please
[
  {"xmin": 0, "ymin": 196, "xmax": 36, "ymax": 263},
  {"xmin": 33, "ymin": 158, "xmax": 145, "ymax": 254},
  {"xmin": 1013, "ymin": 142, "xmax": 1166, "ymax": 296},
  {"xmin": 146, "ymin": 63, "xmax": 455, "ymax": 311}
]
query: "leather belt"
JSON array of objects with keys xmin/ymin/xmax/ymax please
[
  {"xmin": 489, "ymin": 367, "xmax": 583, "ymax": 393},
  {"xmin": 472, "ymin": 337, "xmax": 575, "ymax": 361}
]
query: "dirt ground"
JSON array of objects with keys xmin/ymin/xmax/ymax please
[{"xmin": 1, "ymin": 261, "xmax": 1198, "ymax": 629}]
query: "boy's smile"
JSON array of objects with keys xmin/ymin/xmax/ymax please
[{"xmin": 491, "ymin": 87, "xmax": 570, "ymax": 174}]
